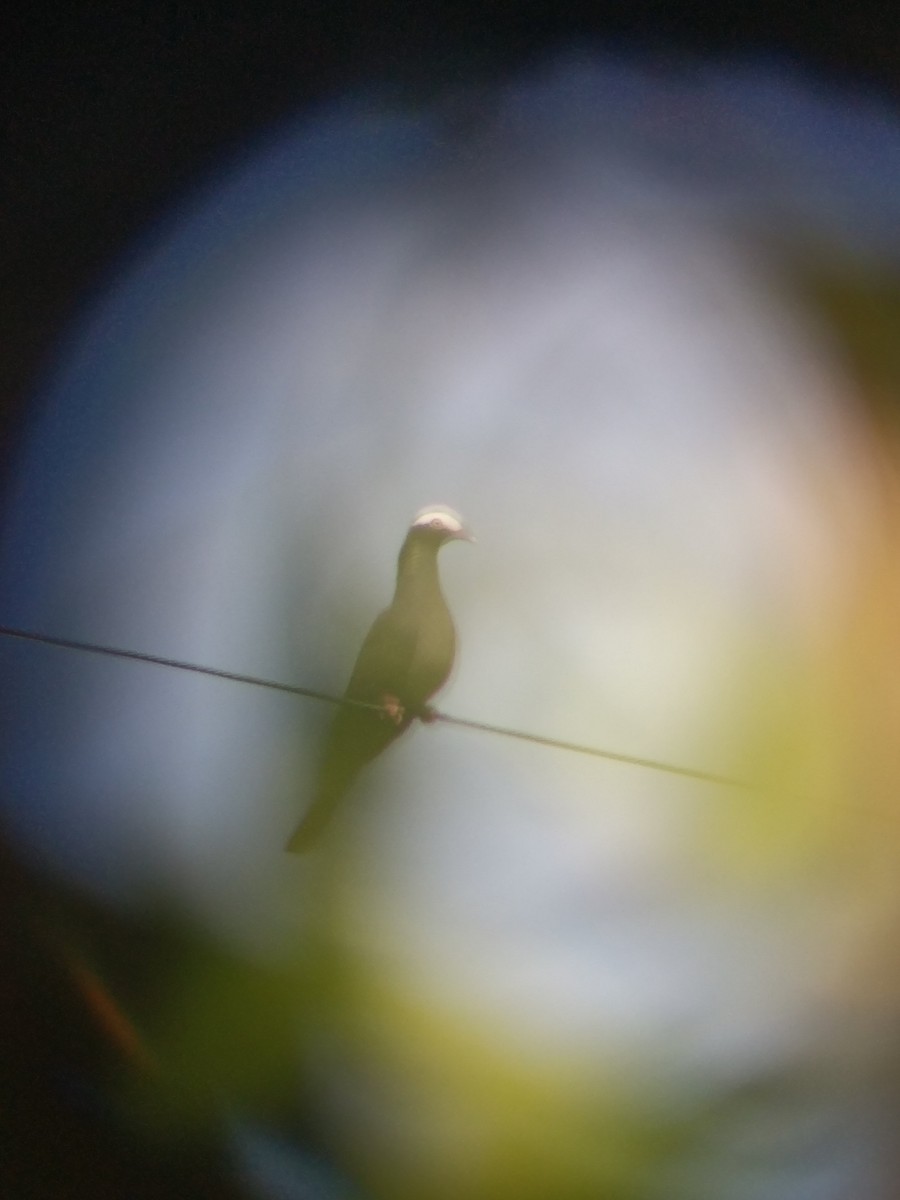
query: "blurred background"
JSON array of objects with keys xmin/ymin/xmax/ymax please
[{"xmin": 4, "ymin": 6, "xmax": 900, "ymax": 1200}]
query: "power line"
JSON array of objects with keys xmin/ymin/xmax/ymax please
[
  {"xmin": 433, "ymin": 711, "xmax": 744, "ymax": 788},
  {"xmin": 0, "ymin": 624, "xmax": 350, "ymax": 707},
  {"xmin": 0, "ymin": 623, "xmax": 745, "ymax": 789}
]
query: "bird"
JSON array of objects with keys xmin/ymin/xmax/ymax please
[{"xmin": 286, "ymin": 505, "xmax": 473, "ymax": 852}]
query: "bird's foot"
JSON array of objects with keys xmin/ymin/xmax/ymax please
[
  {"xmin": 417, "ymin": 703, "xmax": 438, "ymax": 724},
  {"xmin": 379, "ymin": 693, "xmax": 406, "ymax": 725}
]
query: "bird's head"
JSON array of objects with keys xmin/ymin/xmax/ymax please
[{"xmin": 409, "ymin": 505, "xmax": 475, "ymax": 545}]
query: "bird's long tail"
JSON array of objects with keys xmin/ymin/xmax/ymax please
[
  {"xmin": 286, "ymin": 707, "xmax": 403, "ymax": 852},
  {"xmin": 285, "ymin": 777, "xmax": 345, "ymax": 852}
]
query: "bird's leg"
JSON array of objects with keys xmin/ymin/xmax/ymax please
[{"xmin": 379, "ymin": 693, "xmax": 406, "ymax": 725}]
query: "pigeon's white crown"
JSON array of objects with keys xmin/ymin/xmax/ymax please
[{"xmin": 411, "ymin": 505, "xmax": 465, "ymax": 535}]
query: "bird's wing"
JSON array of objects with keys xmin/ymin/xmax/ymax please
[
  {"xmin": 343, "ymin": 605, "xmax": 420, "ymax": 703},
  {"xmin": 285, "ymin": 606, "xmax": 419, "ymax": 853}
]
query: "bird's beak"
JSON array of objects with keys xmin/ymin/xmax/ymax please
[{"xmin": 457, "ymin": 527, "xmax": 476, "ymax": 543}]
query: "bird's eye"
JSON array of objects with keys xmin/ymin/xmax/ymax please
[{"xmin": 430, "ymin": 517, "xmax": 443, "ymax": 529}]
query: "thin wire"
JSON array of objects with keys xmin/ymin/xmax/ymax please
[
  {"xmin": 0, "ymin": 623, "xmax": 745, "ymax": 789},
  {"xmin": 0, "ymin": 624, "xmax": 352, "ymax": 707},
  {"xmin": 432, "ymin": 711, "xmax": 744, "ymax": 788}
]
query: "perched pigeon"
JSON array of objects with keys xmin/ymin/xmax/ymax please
[{"xmin": 286, "ymin": 506, "xmax": 473, "ymax": 852}]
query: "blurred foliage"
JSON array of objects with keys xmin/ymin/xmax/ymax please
[
  {"xmin": 122, "ymin": 920, "xmax": 304, "ymax": 1135},
  {"xmin": 789, "ymin": 252, "xmax": 900, "ymax": 431}
]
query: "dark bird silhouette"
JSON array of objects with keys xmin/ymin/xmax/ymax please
[{"xmin": 286, "ymin": 506, "xmax": 473, "ymax": 852}]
